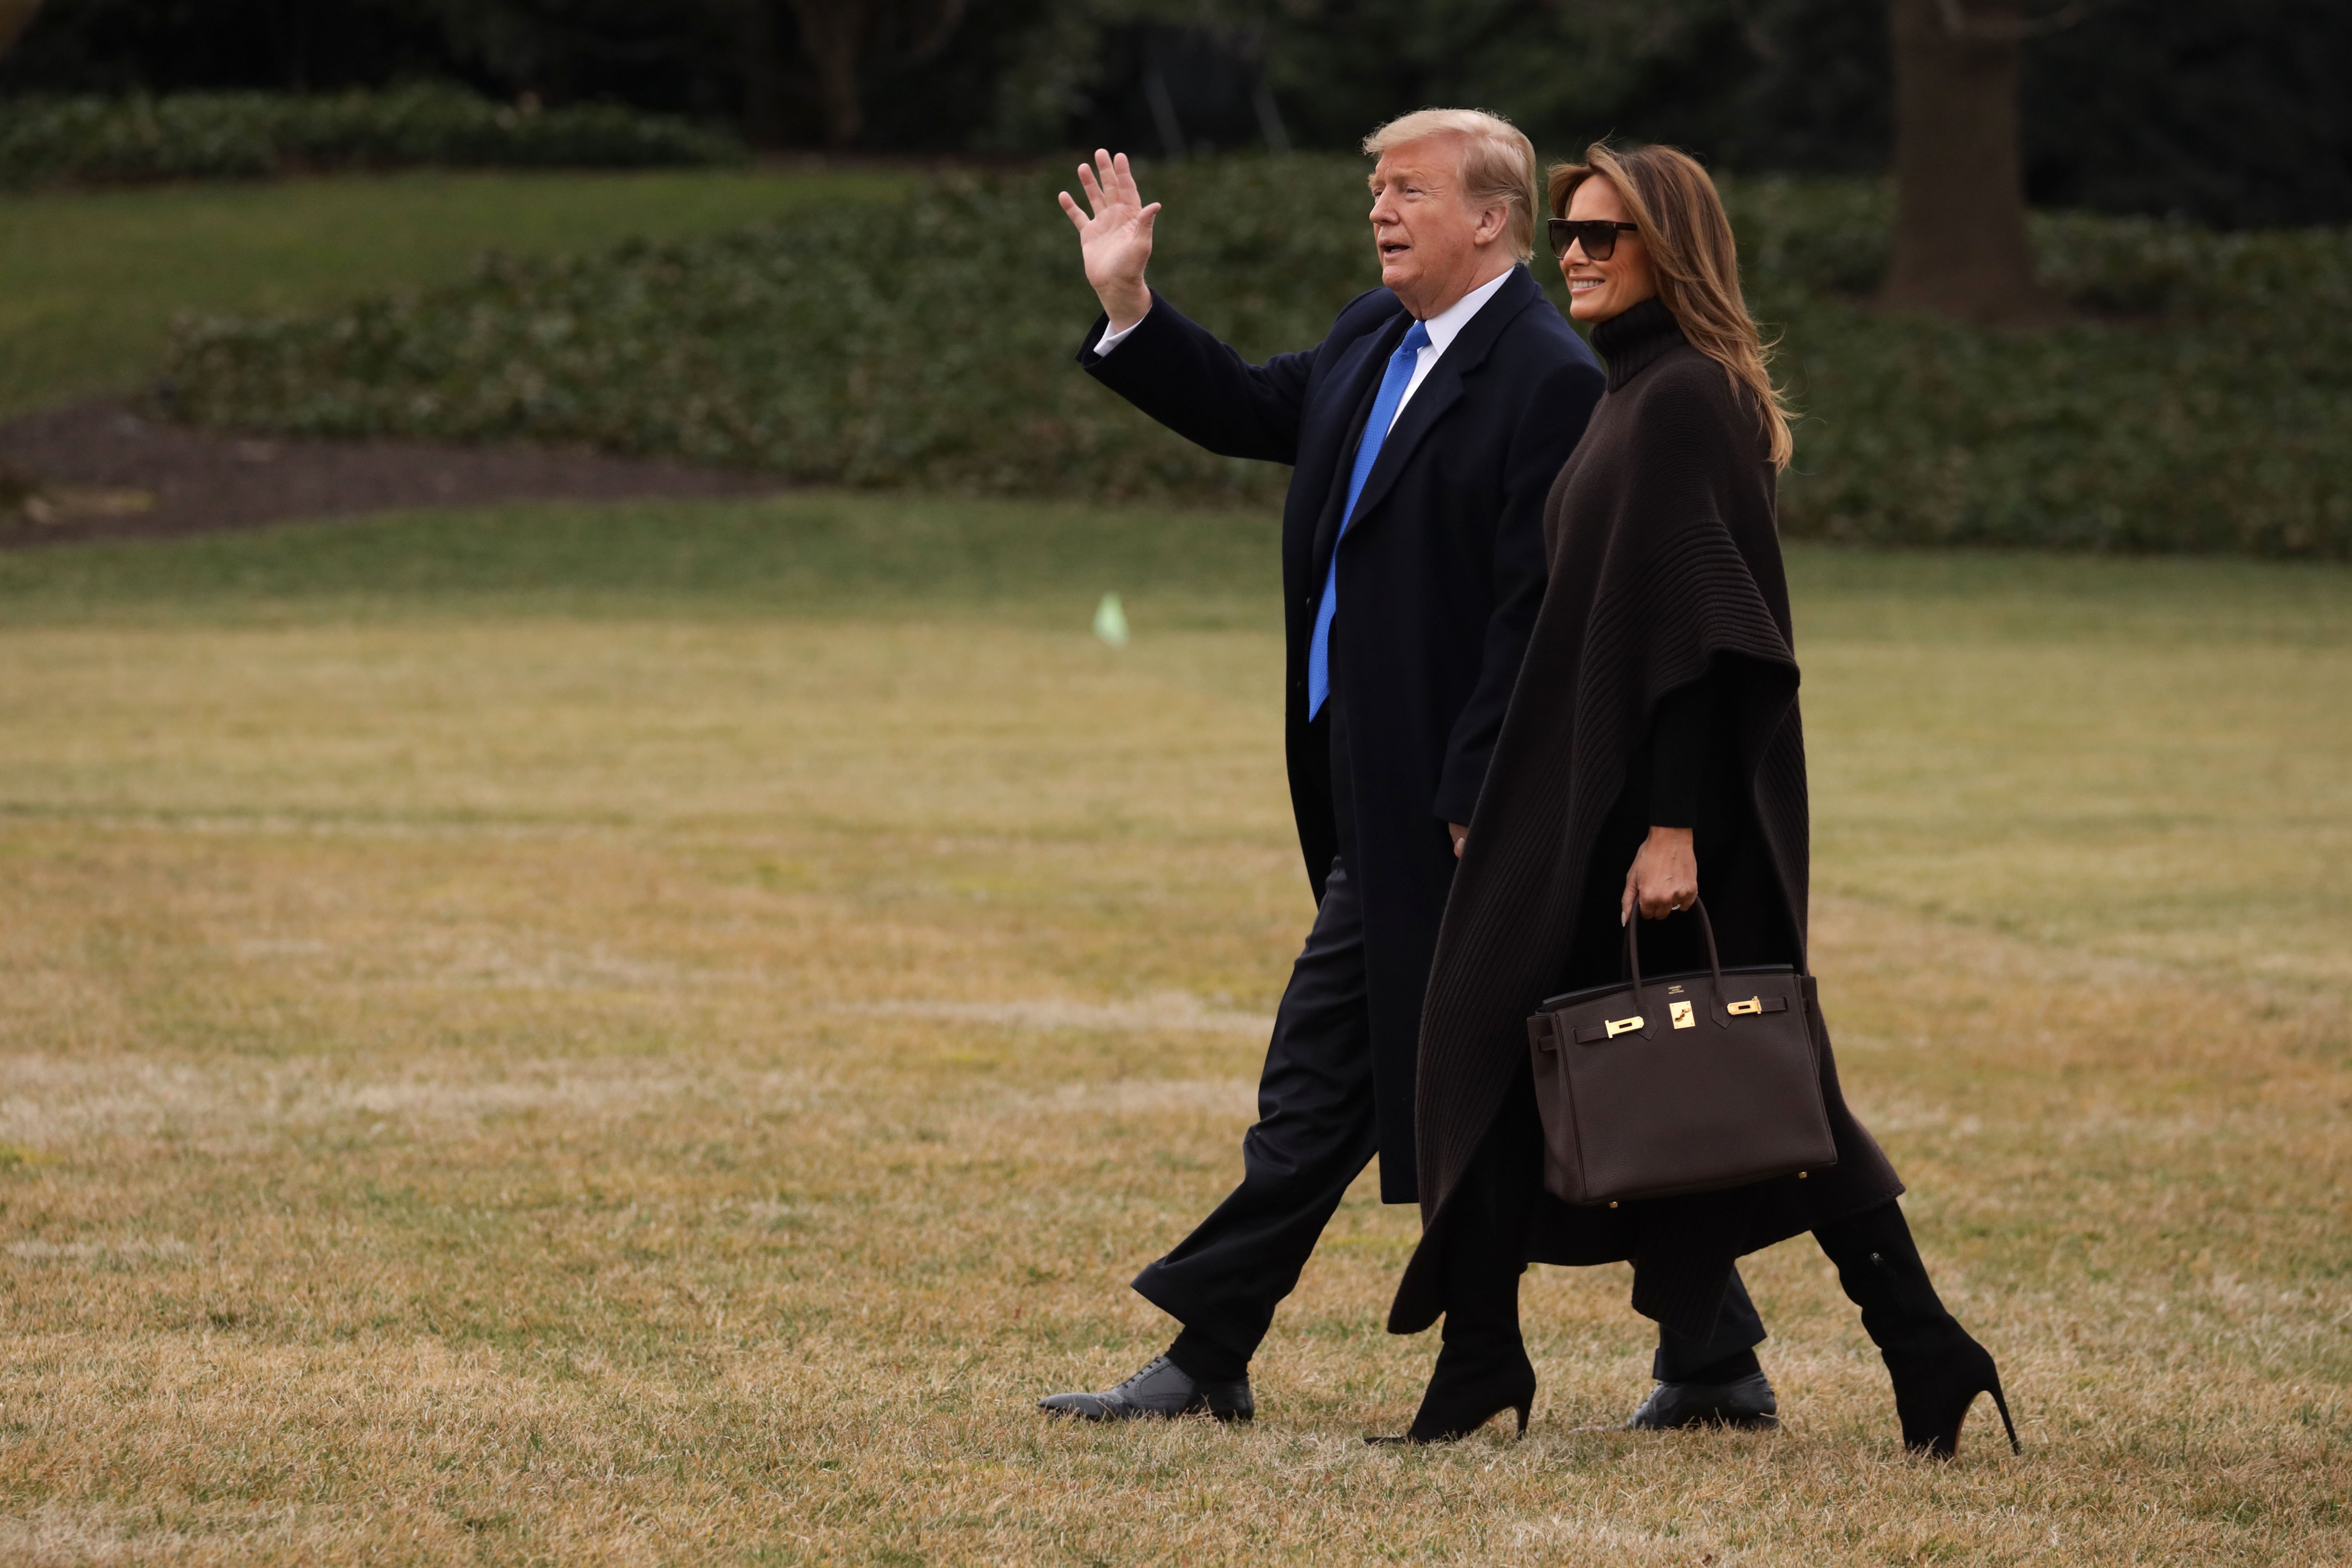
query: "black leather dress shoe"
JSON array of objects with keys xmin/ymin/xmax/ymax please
[
  {"xmin": 1038, "ymin": 1355, "xmax": 1254, "ymax": 1422},
  {"xmin": 1624, "ymin": 1371, "xmax": 1780, "ymax": 1431}
]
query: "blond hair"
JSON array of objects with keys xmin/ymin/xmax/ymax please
[
  {"xmin": 1551, "ymin": 143, "xmax": 1795, "ymax": 470},
  {"xmin": 1362, "ymin": 108, "xmax": 1539, "ymax": 263}
]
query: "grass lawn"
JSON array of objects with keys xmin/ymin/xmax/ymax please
[
  {"xmin": 0, "ymin": 166, "xmax": 914, "ymax": 419},
  {"xmin": 1, "ymin": 495, "xmax": 2348, "ymax": 1564}
]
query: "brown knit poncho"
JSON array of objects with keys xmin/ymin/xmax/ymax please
[{"xmin": 1389, "ymin": 299, "xmax": 1903, "ymax": 1338}]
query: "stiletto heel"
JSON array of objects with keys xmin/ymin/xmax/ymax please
[
  {"xmin": 1888, "ymin": 1339, "xmax": 2020, "ymax": 1459},
  {"xmin": 1988, "ymin": 1376, "xmax": 2021, "ymax": 1454},
  {"xmin": 1368, "ymin": 1338, "xmax": 1536, "ymax": 1445},
  {"xmin": 1368, "ymin": 1385, "xmax": 1534, "ymax": 1446}
]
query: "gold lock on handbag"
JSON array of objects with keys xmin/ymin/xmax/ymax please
[{"xmin": 1523, "ymin": 897, "xmax": 1837, "ymax": 1206}]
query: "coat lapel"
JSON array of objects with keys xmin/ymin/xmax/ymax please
[{"xmin": 1333, "ymin": 265, "xmax": 1543, "ymax": 549}]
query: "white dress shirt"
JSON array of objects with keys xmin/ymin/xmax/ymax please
[{"xmin": 1094, "ymin": 267, "xmax": 1517, "ymax": 440}]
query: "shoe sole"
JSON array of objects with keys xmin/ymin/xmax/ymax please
[{"xmin": 1625, "ymin": 1412, "xmax": 1781, "ymax": 1432}]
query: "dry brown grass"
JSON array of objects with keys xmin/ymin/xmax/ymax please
[{"xmin": 2, "ymin": 537, "xmax": 2349, "ymax": 1564}]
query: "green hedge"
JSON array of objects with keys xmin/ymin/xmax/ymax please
[
  {"xmin": 1727, "ymin": 183, "xmax": 2352, "ymax": 553},
  {"xmin": 160, "ymin": 157, "xmax": 2352, "ymax": 557},
  {"xmin": 0, "ymin": 85, "xmax": 743, "ymax": 186}
]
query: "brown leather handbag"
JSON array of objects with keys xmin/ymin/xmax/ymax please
[{"xmin": 1524, "ymin": 898, "xmax": 1836, "ymax": 1206}]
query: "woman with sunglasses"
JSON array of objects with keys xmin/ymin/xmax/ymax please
[{"xmin": 1376, "ymin": 143, "xmax": 2017, "ymax": 1460}]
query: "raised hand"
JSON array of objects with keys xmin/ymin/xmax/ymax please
[{"xmin": 1058, "ymin": 149, "xmax": 1159, "ymax": 334}]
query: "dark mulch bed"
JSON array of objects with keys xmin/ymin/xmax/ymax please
[{"xmin": 0, "ymin": 399, "xmax": 789, "ymax": 550}]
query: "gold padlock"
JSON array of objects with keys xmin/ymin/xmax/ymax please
[
  {"xmin": 1605, "ymin": 1015, "xmax": 1645, "ymax": 1038},
  {"xmin": 1669, "ymin": 1000, "xmax": 1695, "ymax": 1030}
]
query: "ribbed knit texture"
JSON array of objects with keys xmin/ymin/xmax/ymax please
[
  {"xmin": 1389, "ymin": 305, "xmax": 1902, "ymax": 1338},
  {"xmin": 1592, "ymin": 298, "xmax": 1687, "ymax": 391}
]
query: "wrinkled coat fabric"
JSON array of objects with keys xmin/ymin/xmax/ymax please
[
  {"xmin": 1079, "ymin": 265, "xmax": 1605, "ymax": 1203},
  {"xmin": 1390, "ymin": 300, "xmax": 1903, "ymax": 1336}
]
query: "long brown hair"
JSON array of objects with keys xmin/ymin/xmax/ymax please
[{"xmin": 1550, "ymin": 143, "xmax": 1794, "ymax": 470}]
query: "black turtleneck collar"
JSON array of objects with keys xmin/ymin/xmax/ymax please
[{"xmin": 1589, "ymin": 297, "xmax": 1686, "ymax": 392}]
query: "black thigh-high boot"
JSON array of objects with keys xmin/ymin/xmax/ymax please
[
  {"xmin": 1813, "ymin": 1202, "xmax": 2018, "ymax": 1458},
  {"xmin": 1376, "ymin": 1088, "xmax": 1541, "ymax": 1444}
]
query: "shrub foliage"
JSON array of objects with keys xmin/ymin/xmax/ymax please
[
  {"xmin": 0, "ymin": 85, "xmax": 743, "ymax": 185},
  {"xmin": 162, "ymin": 157, "xmax": 2351, "ymax": 556}
]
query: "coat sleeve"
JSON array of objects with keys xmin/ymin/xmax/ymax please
[
  {"xmin": 1646, "ymin": 677, "xmax": 1711, "ymax": 829},
  {"xmin": 1431, "ymin": 351, "xmax": 1607, "ymax": 825},
  {"xmin": 1076, "ymin": 290, "xmax": 1317, "ymax": 464}
]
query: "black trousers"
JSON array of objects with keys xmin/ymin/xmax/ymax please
[{"xmin": 1131, "ymin": 847, "xmax": 1382, "ymax": 1360}]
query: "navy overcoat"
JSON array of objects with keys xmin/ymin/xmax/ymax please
[{"xmin": 1078, "ymin": 262, "xmax": 1605, "ymax": 1202}]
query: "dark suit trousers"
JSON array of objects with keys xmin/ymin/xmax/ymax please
[{"xmin": 1130, "ymin": 701, "xmax": 1382, "ymax": 1361}]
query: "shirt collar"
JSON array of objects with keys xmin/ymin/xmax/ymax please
[{"xmin": 1416, "ymin": 267, "xmax": 1516, "ymax": 355}]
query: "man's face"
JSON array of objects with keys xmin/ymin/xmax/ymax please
[{"xmin": 1367, "ymin": 136, "xmax": 1485, "ymax": 317}]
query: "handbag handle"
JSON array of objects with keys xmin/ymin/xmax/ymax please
[{"xmin": 1623, "ymin": 896, "xmax": 1732, "ymax": 1028}]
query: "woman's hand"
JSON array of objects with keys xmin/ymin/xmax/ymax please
[{"xmin": 1622, "ymin": 826, "xmax": 1696, "ymax": 924}]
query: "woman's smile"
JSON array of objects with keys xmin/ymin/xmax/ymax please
[{"xmin": 1556, "ymin": 175, "xmax": 1654, "ymax": 321}]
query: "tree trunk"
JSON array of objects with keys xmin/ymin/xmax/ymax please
[
  {"xmin": 0, "ymin": 0, "xmax": 48, "ymax": 65},
  {"xmin": 783, "ymin": 0, "xmax": 867, "ymax": 149},
  {"xmin": 1882, "ymin": 0, "xmax": 2060, "ymax": 324}
]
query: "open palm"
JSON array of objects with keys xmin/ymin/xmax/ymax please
[{"xmin": 1058, "ymin": 149, "xmax": 1159, "ymax": 330}]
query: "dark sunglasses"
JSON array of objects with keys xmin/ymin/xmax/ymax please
[{"xmin": 1548, "ymin": 218, "xmax": 1639, "ymax": 261}]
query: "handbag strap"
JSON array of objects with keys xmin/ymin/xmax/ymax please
[
  {"xmin": 1623, "ymin": 896, "xmax": 1730, "ymax": 1018},
  {"xmin": 1622, "ymin": 894, "xmax": 1823, "ymax": 1030}
]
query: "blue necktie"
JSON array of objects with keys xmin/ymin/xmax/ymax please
[{"xmin": 1308, "ymin": 319, "xmax": 1430, "ymax": 718}]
